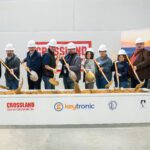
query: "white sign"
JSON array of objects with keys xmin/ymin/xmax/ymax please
[{"xmin": 0, "ymin": 92, "xmax": 149, "ymax": 125}]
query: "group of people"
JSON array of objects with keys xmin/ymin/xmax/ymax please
[{"xmin": 0, "ymin": 37, "xmax": 150, "ymax": 90}]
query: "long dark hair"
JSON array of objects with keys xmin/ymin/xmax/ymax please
[{"xmin": 85, "ymin": 51, "xmax": 94, "ymax": 59}]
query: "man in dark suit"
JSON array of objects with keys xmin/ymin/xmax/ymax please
[{"xmin": 23, "ymin": 40, "xmax": 42, "ymax": 89}]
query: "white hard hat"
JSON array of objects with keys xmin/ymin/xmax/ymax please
[
  {"xmin": 5, "ymin": 43, "xmax": 15, "ymax": 51},
  {"xmin": 135, "ymin": 38, "xmax": 145, "ymax": 44},
  {"xmin": 48, "ymin": 39, "xmax": 57, "ymax": 47},
  {"xmin": 98, "ymin": 44, "xmax": 107, "ymax": 52},
  {"xmin": 27, "ymin": 40, "xmax": 36, "ymax": 48},
  {"xmin": 67, "ymin": 42, "xmax": 76, "ymax": 50},
  {"xmin": 118, "ymin": 49, "xmax": 127, "ymax": 55},
  {"xmin": 86, "ymin": 48, "xmax": 94, "ymax": 53}
]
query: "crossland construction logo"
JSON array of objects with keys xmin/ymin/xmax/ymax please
[
  {"xmin": 6, "ymin": 102, "xmax": 35, "ymax": 111},
  {"xmin": 54, "ymin": 102, "xmax": 95, "ymax": 112}
]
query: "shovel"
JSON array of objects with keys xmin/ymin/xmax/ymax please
[
  {"xmin": 20, "ymin": 61, "xmax": 38, "ymax": 82},
  {"xmin": 82, "ymin": 66, "xmax": 95, "ymax": 83},
  {"xmin": 63, "ymin": 57, "xmax": 81, "ymax": 93},
  {"xmin": 0, "ymin": 59, "xmax": 23, "ymax": 93},
  {"xmin": 49, "ymin": 54, "xmax": 60, "ymax": 86},
  {"xmin": 94, "ymin": 60, "xmax": 113, "ymax": 88},
  {"xmin": 126, "ymin": 55, "xmax": 145, "ymax": 89},
  {"xmin": 0, "ymin": 85, "xmax": 9, "ymax": 90},
  {"xmin": 114, "ymin": 61, "xmax": 120, "ymax": 88},
  {"xmin": 0, "ymin": 58, "xmax": 20, "ymax": 81}
]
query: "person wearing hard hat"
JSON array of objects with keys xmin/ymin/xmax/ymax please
[
  {"xmin": 59, "ymin": 42, "xmax": 81, "ymax": 89},
  {"xmin": 42, "ymin": 39, "xmax": 58, "ymax": 89},
  {"xmin": 129, "ymin": 37, "xmax": 150, "ymax": 88},
  {"xmin": 111, "ymin": 49, "xmax": 129, "ymax": 88},
  {"xmin": 83, "ymin": 48, "xmax": 96, "ymax": 89},
  {"xmin": 4, "ymin": 43, "xmax": 20, "ymax": 89},
  {"xmin": 95, "ymin": 44, "xmax": 112, "ymax": 89},
  {"xmin": 23, "ymin": 40, "xmax": 42, "ymax": 89}
]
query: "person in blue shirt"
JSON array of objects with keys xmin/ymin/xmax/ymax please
[
  {"xmin": 112, "ymin": 49, "xmax": 129, "ymax": 88},
  {"xmin": 23, "ymin": 40, "xmax": 42, "ymax": 90},
  {"xmin": 95, "ymin": 44, "xmax": 112, "ymax": 89}
]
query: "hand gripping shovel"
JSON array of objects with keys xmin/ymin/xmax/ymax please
[
  {"xmin": 20, "ymin": 61, "xmax": 38, "ymax": 82},
  {"xmin": 82, "ymin": 66, "xmax": 95, "ymax": 83},
  {"xmin": 0, "ymin": 58, "xmax": 23, "ymax": 93},
  {"xmin": 63, "ymin": 57, "xmax": 81, "ymax": 93},
  {"xmin": 49, "ymin": 54, "xmax": 60, "ymax": 86},
  {"xmin": 126, "ymin": 55, "xmax": 145, "ymax": 89},
  {"xmin": 94, "ymin": 60, "xmax": 113, "ymax": 88}
]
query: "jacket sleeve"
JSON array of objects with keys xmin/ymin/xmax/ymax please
[
  {"xmin": 136, "ymin": 50, "xmax": 150, "ymax": 70},
  {"xmin": 23, "ymin": 57, "xmax": 27, "ymax": 63},
  {"xmin": 13, "ymin": 58, "xmax": 20, "ymax": 73},
  {"xmin": 70, "ymin": 56, "xmax": 81, "ymax": 72}
]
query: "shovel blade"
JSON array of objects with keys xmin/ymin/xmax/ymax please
[
  {"xmin": 15, "ymin": 77, "xmax": 23, "ymax": 94},
  {"xmin": 135, "ymin": 81, "xmax": 145, "ymax": 90},
  {"xmin": 105, "ymin": 80, "xmax": 113, "ymax": 88},
  {"xmin": 74, "ymin": 82, "xmax": 81, "ymax": 93},
  {"xmin": 49, "ymin": 78, "xmax": 59, "ymax": 86}
]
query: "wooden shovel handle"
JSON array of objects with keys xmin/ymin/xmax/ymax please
[
  {"xmin": 0, "ymin": 59, "xmax": 19, "ymax": 81},
  {"xmin": 21, "ymin": 62, "xmax": 31, "ymax": 74},
  {"xmin": 94, "ymin": 60, "xmax": 109, "ymax": 83},
  {"xmin": 114, "ymin": 61, "xmax": 120, "ymax": 87},
  {"xmin": 62, "ymin": 57, "xmax": 70, "ymax": 71},
  {"xmin": 126, "ymin": 55, "xmax": 141, "ymax": 83}
]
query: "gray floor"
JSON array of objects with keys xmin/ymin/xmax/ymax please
[{"xmin": 0, "ymin": 124, "xmax": 150, "ymax": 150}]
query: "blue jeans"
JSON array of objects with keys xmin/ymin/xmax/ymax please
[
  {"xmin": 6, "ymin": 79, "xmax": 19, "ymax": 90},
  {"xmin": 96, "ymin": 76, "xmax": 108, "ymax": 89},
  {"xmin": 115, "ymin": 80, "xmax": 128, "ymax": 88},
  {"xmin": 63, "ymin": 76, "xmax": 74, "ymax": 89},
  {"xmin": 42, "ymin": 76, "xmax": 55, "ymax": 89}
]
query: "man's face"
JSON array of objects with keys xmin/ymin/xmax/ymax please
[
  {"xmin": 68, "ymin": 48, "xmax": 76, "ymax": 54},
  {"xmin": 99, "ymin": 51, "xmax": 107, "ymax": 58},
  {"xmin": 136, "ymin": 43, "xmax": 144, "ymax": 50},
  {"xmin": 28, "ymin": 47, "xmax": 36, "ymax": 53},
  {"xmin": 6, "ymin": 50, "xmax": 14, "ymax": 58},
  {"xmin": 49, "ymin": 46, "xmax": 56, "ymax": 52}
]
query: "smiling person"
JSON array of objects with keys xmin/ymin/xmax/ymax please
[
  {"xmin": 59, "ymin": 42, "xmax": 81, "ymax": 89},
  {"xmin": 42, "ymin": 39, "xmax": 58, "ymax": 89},
  {"xmin": 129, "ymin": 38, "xmax": 150, "ymax": 88},
  {"xmin": 4, "ymin": 43, "xmax": 20, "ymax": 90},
  {"xmin": 112, "ymin": 49, "xmax": 129, "ymax": 88},
  {"xmin": 83, "ymin": 48, "xmax": 95, "ymax": 89},
  {"xmin": 95, "ymin": 44, "xmax": 112, "ymax": 89},
  {"xmin": 23, "ymin": 40, "xmax": 42, "ymax": 90}
]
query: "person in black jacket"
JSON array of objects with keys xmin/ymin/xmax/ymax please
[
  {"xmin": 42, "ymin": 39, "xmax": 58, "ymax": 89},
  {"xmin": 112, "ymin": 49, "xmax": 129, "ymax": 88},
  {"xmin": 4, "ymin": 43, "xmax": 20, "ymax": 90},
  {"xmin": 23, "ymin": 40, "xmax": 42, "ymax": 90},
  {"xmin": 59, "ymin": 42, "xmax": 81, "ymax": 89}
]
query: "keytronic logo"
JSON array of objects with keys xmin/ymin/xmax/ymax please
[
  {"xmin": 108, "ymin": 101, "xmax": 118, "ymax": 110},
  {"xmin": 54, "ymin": 102, "xmax": 95, "ymax": 111}
]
